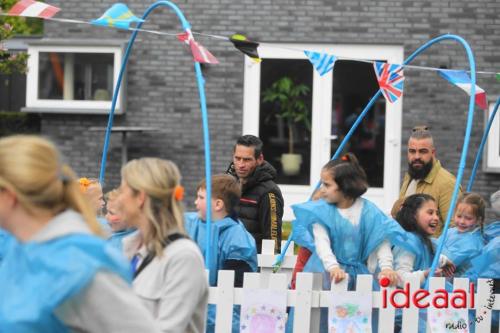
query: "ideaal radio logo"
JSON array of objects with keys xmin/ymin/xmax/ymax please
[{"xmin": 379, "ymin": 278, "xmax": 496, "ymax": 330}]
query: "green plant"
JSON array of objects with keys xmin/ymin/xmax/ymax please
[{"xmin": 262, "ymin": 76, "xmax": 311, "ymax": 154}]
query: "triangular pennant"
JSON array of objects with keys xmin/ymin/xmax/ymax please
[
  {"xmin": 177, "ymin": 30, "xmax": 218, "ymax": 64},
  {"xmin": 373, "ymin": 62, "xmax": 404, "ymax": 104},
  {"xmin": 91, "ymin": 3, "xmax": 144, "ymax": 30},
  {"xmin": 304, "ymin": 50, "xmax": 336, "ymax": 76},
  {"xmin": 438, "ymin": 70, "xmax": 488, "ymax": 110},
  {"xmin": 230, "ymin": 34, "xmax": 261, "ymax": 63},
  {"xmin": 8, "ymin": 0, "xmax": 60, "ymax": 19}
]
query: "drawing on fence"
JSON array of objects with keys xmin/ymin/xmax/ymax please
[
  {"xmin": 329, "ymin": 292, "xmax": 372, "ymax": 333},
  {"xmin": 428, "ymin": 307, "xmax": 469, "ymax": 333},
  {"xmin": 240, "ymin": 288, "xmax": 287, "ymax": 333}
]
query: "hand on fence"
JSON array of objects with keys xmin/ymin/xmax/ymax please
[
  {"xmin": 441, "ymin": 261, "xmax": 456, "ymax": 278},
  {"xmin": 329, "ymin": 266, "xmax": 347, "ymax": 283},
  {"xmin": 378, "ymin": 268, "xmax": 398, "ymax": 286}
]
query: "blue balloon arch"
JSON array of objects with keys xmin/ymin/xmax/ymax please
[{"xmin": 97, "ymin": 1, "xmax": 214, "ymax": 268}]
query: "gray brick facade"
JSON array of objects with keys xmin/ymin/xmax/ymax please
[{"xmin": 35, "ymin": 0, "xmax": 499, "ymax": 213}]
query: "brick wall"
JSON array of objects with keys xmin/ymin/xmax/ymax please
[{"xmin": 40, "ymin": 0, "xmax": 500, "ymax": 214}]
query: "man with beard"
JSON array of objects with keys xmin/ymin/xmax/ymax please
[
  {"xmin": 226, "ymin": 135, "xmax": 284, "ymax": 253},
  {"xmin": 391, "ymin": 126, "xmax": 460, "ymax": 236}
]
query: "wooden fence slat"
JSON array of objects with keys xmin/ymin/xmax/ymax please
[
  {"xmin": 214, "ymin": 270, "xmax": 235, "ymax": 333},
  {"xmin": 476, "ymin": 278, "xmax": 495, "ymax": 333},
  {"xmin": 401, "ymin": 275, "xmax": 420, "ymax": 333}
]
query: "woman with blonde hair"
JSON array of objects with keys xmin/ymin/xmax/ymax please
[
  {"xmin": 0, "ymin": 135, "xmax": 159, "ymax": 332},
  {"xmin": 118, "ymin": 157, "xmax": 208, "ymax": 333}
]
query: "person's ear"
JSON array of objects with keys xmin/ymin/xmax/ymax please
[
  {"xmin": 257, "ymin": 153, "xmax": 264, "ymax": 165},
  {"xmin": 0, "ymin": 187, "xmax": 18, "ymax": 213},
  {"xmin": 136, "ymin": 190, "xmax": 147, "ymax": 209},
  {"xmin": 214, "ymin": 199, "xmax": 225, "ymax": 212}
]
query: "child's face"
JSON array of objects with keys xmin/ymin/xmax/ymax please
[
  {"xmin": 195, "ymin": 188, "xmax": 208, "ymax": 220},
  {"xmin": 86, "ymin": 184, "xmax": 104, "ymax": 216},
  {"xmin": 320, "ymin": 169, "xmax": 345, "ymax": 204},
  {"xmin": 415, "ymin": 200, "xmax": 439, "ymax": 235},
  {"xmin": 454, "ymin": 203, "xmax": 478, "ymax": 233},
  {"xmin": 105, "ymin": 201, "xmax": 128, "ymax": 232},
  {"xmin": 195, "ymin": 188, "xmax": 224, "ymax": 221}
]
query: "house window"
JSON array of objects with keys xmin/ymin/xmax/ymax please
[{"xmin": 24, "ymin": 40, "xmax": 124, "ymax": 114}]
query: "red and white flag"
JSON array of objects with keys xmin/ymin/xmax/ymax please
[
  {"xmin": 8, "ymin": 0, "xmax": 60, "ymax": 19},
  {"xmin": 177, "ymin": 30, "xmax": 218, "ymax": 64}
]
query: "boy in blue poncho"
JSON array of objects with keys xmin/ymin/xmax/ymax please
[
  {"xmin": 104, "ymin": 189, "xmax": 136, "ymax": 252},
  {"xmin": 185, "ymin": 174, "xmax": 257, "ymax": 333}
]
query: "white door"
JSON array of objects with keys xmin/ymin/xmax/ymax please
[{"xmin": 243, "ymin": 44, "xmax": 403, "ymax": 220}]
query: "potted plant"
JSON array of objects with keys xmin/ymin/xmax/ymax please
[{"xmin": 262, "ymin": 76, "xmax": 311, "ymax": 176}]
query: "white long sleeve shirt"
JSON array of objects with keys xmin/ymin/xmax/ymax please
[{"xmin": 394, "ymin": 249, "xmax": 449, "ymax": 287}]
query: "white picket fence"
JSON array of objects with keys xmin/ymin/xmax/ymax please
[{"xmin": 207, "ymin": 240, "xmax": 499, "ymax": 333}]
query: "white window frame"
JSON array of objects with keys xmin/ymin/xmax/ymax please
[
  {"xmin": 24, "ymin": 40, "xmax": 124, "ymax": 114},
  {"xmin": 484, "ymin": 102, "xmax": 500, "ymax": 172},
  {"xmin": 243, "ymin": 43, "xmax": 403, "ymax": 219}
]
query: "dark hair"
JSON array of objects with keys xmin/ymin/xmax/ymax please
[
  {"xmin": 197, "ymin": 174, "xmax": 241, "ymax": 217},
  {"xmin": 456, "ymin": 192, "xmax": 486, "ymax": 233},
  {"xmin": 322, "ymin": 153, "xmax": 368, "ymax": 199},
  {"xmin": 234, "ymin": 135, "xmax": 263, "ymax": 159},
  {"xmin": 410, "ymin": 125, "xmax": 433, "ymax": 142},
  {"xmin": 395, "ymin": 193, "xmax": 436, "ymax": 255}
]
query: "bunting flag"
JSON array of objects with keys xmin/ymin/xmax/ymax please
[
  {"xmin": 438, "ymin": 70, "xmax": 488, "ymax": 110},
  {"xmin": 177, "ymin": 30, "xmax": 219, "ymax": 64},
  {"xmin": 91, "ymin": 3, "xmax": 144, "ymax": 30},
  {"xmin": 496, "ymin": 73, "xmax": 500, "ymax": 82},
  {"xmin": 304, "ymin": 50, "xmax": 337, "ymax": 76},
  {"xmin": 229, "ymin": 34, "xmax": 261, "ymax": 63},
  {"xmin": 7, "ymin": 0, "xmax": 60, "ymax": 19},
  {"xmin": 373, "ymin": 62, "xmax": 404, "ymax": 103}
]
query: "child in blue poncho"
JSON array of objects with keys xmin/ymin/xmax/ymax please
[
  {"xmin": 105, "ymin": 189, "xmax": 136, "ymax": 252},
  {"xmin": 292, "ymin": 153, "xmax": 400, "ymax": 289},
  {"xmin": 0, "ymin": 135, "xmax": 159, "ymax": 333},
  {"xmin": 437, "ymin": 192, "xmax": 486, "ymax": 277},
  {"xmin": 185, "ymin": 174, "xmax": 257, "ymax": 333},
  {"xmin": 393, "ymin": 193, "xmax": 455, "ymax": 333}
]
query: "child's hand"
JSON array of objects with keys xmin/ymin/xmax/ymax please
[
  {"xmin": 441, "ymin": 262, "xmax": 456, "ymax": 278},
  {"xmin": 378, "ymin": 268, "xmax": 398, "ymax": 286},
  {"xmin": 329, "ymin": 267, "xmax": 346, "ymax": 283}
]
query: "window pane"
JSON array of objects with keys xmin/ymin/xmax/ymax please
[
  {"xmin": 259, "ymin": 59, "xmax": 313, "ymax": 185},
  {"xmin": 38, "ymin": 52, "xmax": 113, "ymax": 101},
  {"xmin": 331, "ymin": 60, "xmax": 386, "ymax": 187}
]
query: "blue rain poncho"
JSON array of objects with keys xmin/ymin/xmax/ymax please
[
  {"xmin": 465, "ymin": 236, "xmax": 500, "ymax": 281},
  {"xmin": 108, "ymin": 228, "xmax": 137, "ymax": 252},
  {"xmin": 185, "ymin": 213, "xmax": 257, "ymax": 333},
  {"xmin": 291, "ymin": 198, "xmax": 407, "ymax": 288},
  {"xmin": 0, "ymin": 228, "xmax": 15, "ymax": 264},
  {"xmin": 393, "ymin": 232, "xmax": 433, "ymax": 333},
  {"xmin": 437, "ymin": 227, "xmax": 484, "ymax": 276},
  {"xmin": 0, "ymin": 234, "xmax": 131, "ymax": 332},
  {"xmin": 483, "ymin": 221, "xmax": 500, "ymax": 243}
]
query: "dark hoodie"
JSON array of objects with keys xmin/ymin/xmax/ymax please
[{"xmin": 226, "ymin": 161, "xmax": 284, "ymax": 253}]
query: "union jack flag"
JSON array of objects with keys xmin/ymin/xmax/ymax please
[
  {"xmin": 304, "ymin": 50, "xmax": 336, "ymax": 76},
  {"xmin": 373, "ymin": 62, "xmax": 404, "ymax": 104},
  {"xmin": 177, "ymin": 30, "xmax": 218, "ymax": 64}
]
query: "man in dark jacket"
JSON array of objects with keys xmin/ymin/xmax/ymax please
[{"xmin": 226, "ymin": 135, "xmax": 284, "ymax": 253}]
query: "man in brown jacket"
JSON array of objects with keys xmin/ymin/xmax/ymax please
[{"xmin": 391, "ymin": 126, "xmax": 460, "ymax": 236}]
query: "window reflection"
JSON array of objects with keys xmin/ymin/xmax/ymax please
[
  {"xmin": 331, "ymin": 60, "xmax": 386, "ymax": 187},
  {"xmin": 259, "ymin": 59, "xmax": 312, "ymax": 185},
  {"xmin": 38, "ymin": 52, "xmax": 113, "ymax": 101}
]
